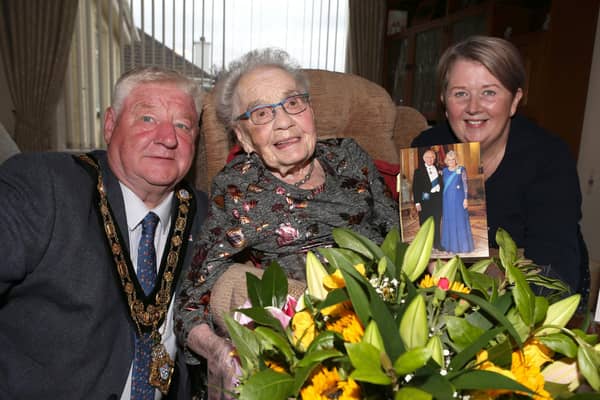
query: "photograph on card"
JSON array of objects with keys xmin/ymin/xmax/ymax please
[{"xmin": 398, "ymin": 142, "xmax": 489, "ymax": 259}]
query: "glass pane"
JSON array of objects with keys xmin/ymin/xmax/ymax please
[
  {"xmin": 388, "ymin": 39, "xmax": 408, "ymax": 104},
  {"xmin": 413, "ymin": 28, "xmax": 442, "ymax": 115}
]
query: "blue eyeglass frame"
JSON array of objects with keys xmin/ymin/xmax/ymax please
[{"xmin": 234, "ymin": 93, "xmax": 310, "ymax": 123}]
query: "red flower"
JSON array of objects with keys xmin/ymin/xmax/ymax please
[{"xmin": 437, "ymin": 277, "xmax": 450, "ymax": 291}]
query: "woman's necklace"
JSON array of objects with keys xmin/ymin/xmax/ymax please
[{"xmin": 293, "ymin": 159, "xmax": 315, "ymax": 187}]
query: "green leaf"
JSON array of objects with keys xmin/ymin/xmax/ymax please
[
  {"xmin": 433, "ymin": 256, "xmax": 459, "ymax": 282},
  {"xmin": 506, "ymin": 263, "xmax": 535, "ymax": 326},
  {"xmin": 332, "ymin": 227, "xmax": 383, "ymax": 259},
  {"xmin": 316, "ymin": 288, "xmax": 348, "ymax": 310},
  {"xmin": 444, "ymin": 315, "xmax": 485, "ymax": 352},
  {"xmin": 496, "ymin": 227, "xmax": 518, "ymax": 268},
  {"xmin": 578, "ymin": 344, "xmax": 600, "ymax": 391},
  {"xmin": 254, "ymin": 326, "xmax": 295, "ymax": 363},
  {"xmin": 394, "ymin": 387, "xmax": 433, "ymax": 400},
  {"xmin": 393, "ymin": 346, "xmax": 432, "ymax": 375},
  {"xmin": 538, "ymin": 294, "xmax": 581, "ymax": 335},
  {"xmin": 363, "ymin": 320, "xmax": 385, "ymax": 353},
  {"xmin": 399, "ymin": 294, "xmax": 427, "ymax": 349},
  {"xmin": 485, "ymin": 339, "xmax": 513, "ymax": 368},
  {"xmin": 246, "ymin": 273, "xmax": 263, "ymax": 308},
  {"xmin": 420, "ymin": 374, "xmax": 455, "ymax": 400},
  {"xmin": 346, "ymin": 342, "xmax": 392, "ymax": 384},
  {"xmin": 369, "ymin": 286, "xmax": 405, "ymax": 360},
  {"xmin": 339, "ymin": 268, "xmax": 371, "ymax": 326},
  {"xmin": 448, "ymin": 327, "xmax": 505, "ymax": 370},
  {"xmin": 296, "ymin": 348, "xmax": 344, "ymax": 368},
  {"xmin": 467, "ymin": 271, "xmax": 496, "ymax": 300},
  {"xmin": 306, "ymin": 331, "xmax": 337, "ymax": 352},
  {"xmin": 453, "ymin": 292, "xmax": 523, "ymax": 346},
  {"xmin": 261, "ymin": 261, "xmax": 288, "ymax": 308},
  {"xmin": 305, "ymin": 251, "xmax": 329, "ymax": 300},
  {"xmin": 402, "ymin": 217, "xmax": 434, "ymax": 281},
  {"xmin": 223, "ymin": 313, "xmax": 261, "ymax": 372},
  {"xmin": 538, "ymin": 333, "xmax": 578, "ymax": 358},
  {"xmin": 451, "ymin": 370, "xmax": 533, "ymax": 393},
  {"xmin": 236, "ymin": 306, "xmax": 285, "ymax": 334},
  {"xmin": 426, "ymin": 335, "xmax": 444, "ymax": 367},
  {"xmin": 381, "ymin": 227, "xmax": 402, "ymax": 267},
  {"xmin": 534, "ymin": 296, "xmax": 549, "ymax": 324},
  {"xmin": 505, "ymin": 307, "xmax": 530, "ymax": 342},
  {"xmin": 468, "ymin": 258, "xmax": 494, "ymax": 274},
  {"xmin": 237, "ymin": 369, "xmax": 294, "ymax": 400}
]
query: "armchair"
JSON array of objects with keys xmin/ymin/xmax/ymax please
[{"xmin": 192, "ymin": 69, "xmax": 428, "ymax": 193}]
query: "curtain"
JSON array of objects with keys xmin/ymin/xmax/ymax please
[
  {"xmin": 346, "ymin": 0, "xmax": 386, "ymax": 85},
  {"xmin": 0, "ymin": 0, "xmax": 78, "ymax": 151}
]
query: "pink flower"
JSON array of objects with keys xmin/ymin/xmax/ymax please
[
  {"xmin": 437, "ymin": 277, "xmax": 450, "ymax": 291},
  {"xmin": 233, "ymin": 295, "xmax": 298, "ymax": 329}
]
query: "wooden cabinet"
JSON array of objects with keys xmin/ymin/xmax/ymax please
[{"xmin": 384, "ymin": 1, "xmax": 531, "ymax": 121}]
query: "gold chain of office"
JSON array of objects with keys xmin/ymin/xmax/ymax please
[{"xmin": 78, "ymin": 153, "xmax": 192, "ymax": 394}]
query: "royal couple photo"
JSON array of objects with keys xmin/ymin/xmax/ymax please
[{"xmin": 399, "ymin": 142, "xmax": 489, "ymax": 259}]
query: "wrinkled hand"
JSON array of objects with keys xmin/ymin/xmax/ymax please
[{"xmin": 188, "ymin": 324, "xmax": 242, "ymax": 400}]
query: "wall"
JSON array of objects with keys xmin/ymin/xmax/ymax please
[
  {"xmin": 0, "ymin": 49, "xmax": 15, "ymax": 136},
  {"xmin": 579, "ymin": 8, "xmax": 600, "ymax": 262}
]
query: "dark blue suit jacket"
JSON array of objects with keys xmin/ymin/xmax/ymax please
[{"xmin": 0, "ymin": 151, "xmax": 208, "ymax": 399}]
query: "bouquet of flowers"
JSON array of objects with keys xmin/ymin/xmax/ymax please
[{"xmin": 224, "ymin": 218, "xmax": 600, "ymax": 399}]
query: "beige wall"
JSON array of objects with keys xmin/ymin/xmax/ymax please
[
  {"xmin": 0, "ymin": 49, "xmax": 15, "ymax": 136},
  {"xmin": 579, "ymin": 8, "xmax": 600, "ymax": 262},
  {"xmin": 579, "ymin": 8, "xmax": 600, "ymax": 313}
]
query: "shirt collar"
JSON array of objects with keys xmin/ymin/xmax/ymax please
[{"xmin": 119, "ymin": 182, "xmax": 174, "ymax": 235}]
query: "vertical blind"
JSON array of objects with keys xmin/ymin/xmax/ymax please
[{"xmin": 61, "ymin": 0, "xmax": 348, "ymax": 151}]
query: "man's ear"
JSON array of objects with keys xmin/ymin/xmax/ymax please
[
  {"xmin": 103, "ymin": 107, "xmax": 116, "ymax": 144},
  {"xmin": 233, "ymin": 125, "xmax": 254, "ymax": 153}
]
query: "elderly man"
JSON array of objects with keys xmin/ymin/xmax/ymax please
[
  {"xmin": 0, "ymin": 66, "xmax": 208, "ymax": 399},
  {"xmin": 412, "ymin": 149, "xmax": 444, "ymax": 250}
]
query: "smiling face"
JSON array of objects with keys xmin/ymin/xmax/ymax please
[
  {"xmin": 442, "ymin": 59, "xmax": 522, "ymax": 153},
  {"xmin": 423, "ymin": 150, "xmax": 436, "ymax": 166},
  {"xmin": 104, "ymin": 82, "xmax": 199, "ymax": 207},
  {"xmin": 232, "ymin": 66, "xmax": 317, "ymax": 177}
]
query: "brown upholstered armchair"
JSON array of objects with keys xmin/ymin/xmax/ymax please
[{"xmin": 192, "ymin": 69, "xmax": 428, "ymax": 193}]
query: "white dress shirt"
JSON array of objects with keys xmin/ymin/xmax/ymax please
[
  {"xmin": 119, "ymin": 183, "xmax": 176, "ymax": 400},
  {"xmin": 426, "ymin": 165, "xmax": 440, "ymax": 193}
]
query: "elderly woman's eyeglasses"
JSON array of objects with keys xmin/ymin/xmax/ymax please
[{"xmin": 234, "ymin": 93, "xmax": 310, "ymax": 125}]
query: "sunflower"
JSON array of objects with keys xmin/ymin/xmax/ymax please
[
  {"xmin": 472, "ymin": 340, "xmax": 553, "ymax": 400},
  {"xmin": 325, "ymin": 309, "xmax": 364, "ymax": 343},
  {"xmin": 300, "ymin": 366, "xmax": 361, "ymax": 400}
]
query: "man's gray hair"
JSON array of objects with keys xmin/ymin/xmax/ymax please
[
  {"xmin": 213, "ymin": 48, "xmax": 309, "ymax": 130},
  {"xmin": 111, "ymin": 66, "xmax": 203, "ymax": 117}
]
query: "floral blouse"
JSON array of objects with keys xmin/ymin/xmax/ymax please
[{"xmin": 175, "ymin": 138, "xmax": 399, "ymax": 354}]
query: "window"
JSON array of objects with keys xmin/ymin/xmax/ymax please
[{"xmin": 58, "ymin": 0, "xmax": 348, "ymax": 151}]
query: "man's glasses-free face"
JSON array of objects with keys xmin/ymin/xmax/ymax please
[{"xmin": 234, "ymin": 93, "xmax": 310, "ymax": 125}]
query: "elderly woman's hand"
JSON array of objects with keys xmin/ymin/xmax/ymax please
[{"xmin": 188, "ymin": 323, "xmax": 241, "ymax": 400}]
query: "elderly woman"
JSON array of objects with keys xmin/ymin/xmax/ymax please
[
  {"xmin": 412, "ymin": 36, "xmax": 589, "ymax": 302},
  {"xmin": 441, "ymin": 150, "xmax": 474, "ymax": 254},
  {"xmin": 176, "ymin": 48, "xmax": 399, "ymax": 397}
]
